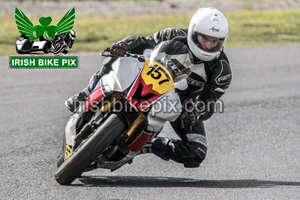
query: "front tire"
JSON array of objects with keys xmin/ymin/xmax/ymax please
[
  {"xmin": 57, "ymin": 153, "xmax": 64, "ymax": 168},
  {"xmin": 55, "ymin": 113, "xmax": 125, "ymax": 185},
  {"xmin": 57, "ymin": 129, "xmax": 67, "ymax": 168}
]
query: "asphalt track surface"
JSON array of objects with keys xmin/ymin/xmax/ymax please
[{"xmin": 1, "ymin": 45, "xmax": 300, "ymax": 200}]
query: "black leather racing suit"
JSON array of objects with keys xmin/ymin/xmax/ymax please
[{"xmin": 98, "ymin": 28, "xmax": 232, "ymax": 167}]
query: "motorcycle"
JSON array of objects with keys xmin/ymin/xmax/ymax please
[{"xmin": 55, "ymin": 40, "xmax": 194, "ymax": 185}]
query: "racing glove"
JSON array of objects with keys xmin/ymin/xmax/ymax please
[
  {"xmin": 110, "ymin": 41, "xmax": 130, "ymax": 57},
  {"xmin": 180, "ymin": 109, "xmax": 203, "ymax": 128},
  {"xmin": 180, "ymin": 101, "xmax": 214, "ymax": 128},
  {"xmin": 110, "ymin": 35, "xmax": 151, "ymax": 57}
]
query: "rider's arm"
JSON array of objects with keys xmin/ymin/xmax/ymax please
[
  {"xmin": 150, "ymin": 28, "xmax": 187, "ymax": 44},
  {"xmin": 196, "ymin": 52, "xmax": 232, "ymax": 121},
  {"xmin": 111, "ymin": 28, "xmax": 188, "ymax": 55}
]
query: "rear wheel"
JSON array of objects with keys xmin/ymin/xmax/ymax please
[{"xmin": 55, "ymin": 114, "xmax": 125, "ymax": 185}]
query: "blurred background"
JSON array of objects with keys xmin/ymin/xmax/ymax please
[{"xmin": 1, "ymin": 0, "xmax": 300, "ymax": 56}]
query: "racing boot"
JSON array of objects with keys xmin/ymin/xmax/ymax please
[
  {"xmin": 65, "ymin": 86, "xmax": 91, "ymax": 113},
  {"xmin": 139, "ymin": 137, "xmax": 172, "ymax": 161},
  {"xmin": 65, "ymin": 67, "xmax": 105, "ymax": 113},
  {"xmin": 65, "ymin": 56, "xmax": 118, "ymax": 113},
  {"xmin": 139, "ymin": 137, "xmax": 204, "ymax": 168}
]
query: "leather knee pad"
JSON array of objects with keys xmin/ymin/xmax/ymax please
[{"xmin": 151, "ymin": 137, "xmax": 206, "ymax": 167}]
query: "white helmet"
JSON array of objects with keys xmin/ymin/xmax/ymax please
[
  {"xmin": 187, "ymin": 7, "xmax": 229, "ymax": 61},
  {"xmin": 69, "ymin": 30, "xmax": 76, "ymax": 40}
]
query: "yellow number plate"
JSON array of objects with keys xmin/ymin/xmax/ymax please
[{"xmin": 141, "ymin": 60, "xmax": 174, "ymax": 94}]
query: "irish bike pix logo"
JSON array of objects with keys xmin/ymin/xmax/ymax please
[{"xmin": 10, "ymin": 7, "xmax": 78, "ymax": 69}]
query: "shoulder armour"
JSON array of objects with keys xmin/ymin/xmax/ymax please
[
  {"xmin": 214, "ymin": 59, "xmax": 231, "ymax": 87},
  {"xmin": 153, "ymin": 28, "xmax": 187, "ymax": 43}
]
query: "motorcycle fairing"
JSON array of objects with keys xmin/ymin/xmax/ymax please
[
  {"xmin": 126, "ymin": 74, "xmax": 163, "ymax": 111},
  {"xmin": 127, "ymin": 60, "xmax": 175, "ymax": 111},
  {"xmin": 106, "ymin": 57, "xmax": 144, "ymax": 92},
  {"xmin": 128, "ymin": 130, "xmax": 157, "ymax": 152},
  {"xmin": 141, "ymin": 60, "xmax": 174, "ymax": 94},
  {"xmin": 145, "ymin": 89, "xmax": 182, "ymax": 133},
  {"xmin": 84, "ymin": 57, "xmax": 143, "ymax": 111},
  {"xmin": 84, "ymin": 82, "xmax": 106, "ymax": 111}
]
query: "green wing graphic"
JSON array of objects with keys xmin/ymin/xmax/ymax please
[
  {"xmin": 15, "ymin": 8, "xmax": 38, "ymax": 41},
  {"xmin": 56, "ymin": 8, "xmax": 75, "ymax": 34}
]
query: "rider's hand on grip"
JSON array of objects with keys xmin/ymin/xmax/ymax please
[
  {"xmin": 181, "ymin": 110, "xmax": 197, "ymax": 128},
  {"xmin": 110, "ymin": 41, "xmax": 130, "ymax": 57},
  {"xmin": 180, "ymin": 109, "xmax": 206, "ymax": 129}
]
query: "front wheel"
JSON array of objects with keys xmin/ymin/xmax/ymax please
[
  {"xmin": 53, "ymin": 43, "xmax": 64, "ymax": 54},
  {"xmin": 57, "ymin": 153, "xmax": 64, "ymax": 168},
  {"xmin": 55, "ymin": 113, "xmax": 126, "ymax": 185}
]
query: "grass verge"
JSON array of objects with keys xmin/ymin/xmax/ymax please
[{"xmin": 2, "ymin": 9, "xmax": 300, "ymax": 57}]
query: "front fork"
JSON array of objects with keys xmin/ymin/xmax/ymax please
[
  {"xmin": 64, "ymin": 94, "xmax": 122, "ymax": 160},
  {"xmin": 63, "ymin": 93, "xmax": 157, "ymax": 171}
]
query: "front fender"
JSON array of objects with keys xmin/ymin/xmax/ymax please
[{"xmin": 65, "ymin": 113, "xmax": 81, "ymax": 147}]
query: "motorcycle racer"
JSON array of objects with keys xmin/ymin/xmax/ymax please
[
  {"xmin": 47, "ymin": 30, "xmax": 76, "ymax": 54},
  {"xmin": 65, "ymin": 7, "xmax": 232, "ymax": 168}
]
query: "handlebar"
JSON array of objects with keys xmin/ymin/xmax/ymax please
[{"xmin": 101, "ymin": 47, "xmax": 145, "ymax": 62}]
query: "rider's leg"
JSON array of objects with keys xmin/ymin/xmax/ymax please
[
  {"xmin": 65, "ymin": 71, "xmax": 101, "ymax": 112},
  {"xmin": 65, "ymin": 57, "xmax": 116, "ymax": 112},
  {"xmin": 140, "ymin": 117, "xmax": 207, "ymax": 168}
]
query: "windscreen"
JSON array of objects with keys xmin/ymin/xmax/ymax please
[{"xmin": 149, "ymin": 40, "xmax": 194, "ymax": 83}]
